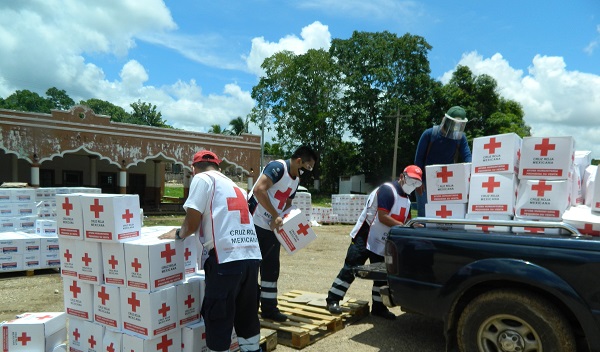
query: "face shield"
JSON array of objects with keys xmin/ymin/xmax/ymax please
[{"xmin": 435, "ymin": 114, "xmax": 468, "ymax": 140}]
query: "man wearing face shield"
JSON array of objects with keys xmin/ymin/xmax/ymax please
[
  {"xmin": 414, "ymin": 106, "xmax": 472, "ymax": 217},
  {"xmin": 325, "ymin": 165, "xmax": 423, "ymax": 320}
]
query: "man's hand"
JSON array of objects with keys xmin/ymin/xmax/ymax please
[
  {"xmin": 159, "ymin": 228, "xmax": 178, "ymax": 240},
  {"xmin": 270, "ymin": 216, "xmax": 283, "ymax": 231}
]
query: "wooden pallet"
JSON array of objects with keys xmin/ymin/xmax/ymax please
[
  {"xmin": 260, "ymin": 290, "xmax": 369, "ymax": 349},
  {"xmin": 0, "ymin": 268, "xmax": 59, "ymax": 278}
]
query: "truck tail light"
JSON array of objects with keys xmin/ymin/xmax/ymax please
[{"xmin": 385, "ymin": 241, "xmax": 398, "ymax": 275}]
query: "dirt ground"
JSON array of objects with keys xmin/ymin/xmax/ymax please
[{"xmin": 0, "ymin": 222, "xmax": 445, "ymax": 351}]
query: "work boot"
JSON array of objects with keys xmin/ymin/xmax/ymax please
[
  {"xmin": 326, "ymin": 301, "xmax": 343, "ymax": 315},
  {"xmin": 261, "ymin": 309, "xmax": 288, "ymax": 322},
  {"xmin": 371, "ymin": 305, "xmax": 396, "ymax": 320}
]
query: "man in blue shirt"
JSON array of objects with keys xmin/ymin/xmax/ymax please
[{"xmin": 414, "ymin": 106, "xmax": 472, "ymax": 217}]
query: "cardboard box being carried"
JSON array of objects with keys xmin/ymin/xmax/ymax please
[
  {"xmin": 425, "ymin": 163, "xmax": 471, "ymax": 203},
  {"xmin": 1, "ymin": 312, "xmax": 66, "ymax": 352},
  {"xmin": 472, "ymin": 133, "xmax": 521, "ymax": 174},
  {"xmin": 276, "ymin": 207, "xmax": 317, "ymax": 255},
  {"xmin": 519, "ymin": 136, "xmax": 574, "ymax": 180}
]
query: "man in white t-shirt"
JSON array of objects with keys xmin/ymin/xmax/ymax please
[{"xmin": 161, "ymin": 150, "xmax": 262, "ymax": 352}]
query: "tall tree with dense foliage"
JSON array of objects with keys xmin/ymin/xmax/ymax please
[
  {"xmin": 46, "ymin": 87, "xmax": 75, "ymax": 111},
  {"xmin": 1, "ymin": 89, "xmax": 53, "ymax": 113},
  {"xmin": 250, "ymin": 48, "xmax": 345, "ymax": 188},
  {"xmin": 441, "ymin": 65, "xmax": 530, "ymax": 139},
  {"xmin": 80, "ymin": 98, "xmax": 131, "ymax": 122},
  {"xmin": 331, "ymin": 31, "xmax": 436, "ymax": 183},
  {"xmin": 129, "ymin": 99, "xmax": 170, "ymax": 128}
]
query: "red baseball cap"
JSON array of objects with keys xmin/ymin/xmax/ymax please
[
  {"xmin": 193, "ymin": 150, "xmax": 222, "ymax": 165},
  {"xmin": 403, "ymin": 165, "xmax": 422, "ymax": 181}
]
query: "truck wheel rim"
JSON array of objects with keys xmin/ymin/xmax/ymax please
[{"xmin": 477, "ymin": 314, "xmax": 541, "ymax": 352}]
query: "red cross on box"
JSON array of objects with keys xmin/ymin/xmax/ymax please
[
  {"xmin": 436, "ymin": 166, "xmax": 454, "ymax": 183},
  {"xmin": 531, "ymin": 181, "xmax": 552, "ymax": 197},
  {"xmin": 128, "ymin": 292, "xmax": 141, "ymax": 312},
  {"xmin": 90, "ymin": 198, "xmax": 104, "ymax": 218},
  {"xmin": 108, "ymin": 255, "xmax": 118, "ymax": 269},
  {"xmin": 157, "ymin": 334, "xmax": 173, "ymax": 352},
  {"xmin": 17, "ymin": 332, "xmax": 31, "ymax": 346},
  {"xmin": 534, "ymin": 138, "xmax": 556, "ymax": 157},
  {"xmin": 98, "ymin": 286, "xmax": 110, "ymax": 305},
  {"xmin": 482, "ymin": 177, "xmax": 501, "ymax": 193},
  {"xmin": 436, "ymin": 205, "xmax": 453, "ymax": 218},
  {"xmin": 122, "ymin": 209, "xmax": 134, "ymax": 223},
  {"xmin": 484, "ymin": 137, "xmax": 502, "ymax": 154},
  {"xmin": 161, "ymin": 243, "xmax": 176, "ymax": 264},
  {"xmin": 62, "ymin": 197, "xmax": 73, "ymax": 216}
]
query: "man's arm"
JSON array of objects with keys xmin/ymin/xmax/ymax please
[
  {"xmin": 158, "ymin": 208, "xmax": 202, "ymax": 240},
  {"xmin": 253, "ymin": 174, "xmax": 283, "ymax": 230},
  {"xmin": 376, "ymin": 209, "xmax": 405, "ymax": 228}
]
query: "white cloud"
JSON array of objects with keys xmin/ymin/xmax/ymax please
[
  {"xmin": 441, "ymin": 51, "xmax": 600, "ymax": 158},
  {"xmin": 584, "ymin": 24, "xmax": 600, "ymax": 55},
  {"xmin": 245, "ymin": 21, "xmax": 331, "ymax": 76}
]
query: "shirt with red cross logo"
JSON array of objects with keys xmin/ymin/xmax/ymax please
[
  {"xmin": 248, "ymin": 159, "xmax": 300, "ymax": 230},
  {"xmin": 184, "ymin": 170, "xmax": 262, "ymax": 264}
]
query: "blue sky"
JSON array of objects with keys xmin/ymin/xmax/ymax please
[{"xmin": 1, "ymin": 0, "xmax": 599, "ymax": 156}]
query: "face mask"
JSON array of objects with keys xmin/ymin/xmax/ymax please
[
  {"xmin": 299, "ymin": 169, "xmax": 304, "ymax": 176},
  {"xmin": 402, "ymin": 183, "xmax": 416, "ymax": 195}
]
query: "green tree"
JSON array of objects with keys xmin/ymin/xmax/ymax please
[
  {"xmin": 320, "ymin": 140, "xmax": 361, "ymax": 192},
  {"xmin": 229, "ymin": 116, "xmax": 248, "ymax": 135},
  {"xmin": 130, "ymin": 100, "xmax": 170, "ymax": 127},
  {"xmin": 263, "ymin": 142, "xmax": 285, "ymax": 158},
  {"xmin": 331, "ymin": 31, "xmax": 436, "ymax": 183},
  {"xmin": 250, "ymin": 48, "xmax": 344, "ymax": 188},
  {"xmin": 208, "ymin": 124, "xmax": 231, "ymax": 135},
  {"xmin": 441, "ymin": 65, "xmax": 530, "ymax": 140},
  {"xmin": 46, "ymin": 87, "xmax": 75, "ymax": 111},
  {"xmin": 80, "ymin": 98, "xmax": 131, "ymax": 122},
  {"xmin": 1, "ymin": 89, "xmax": 53, "ymax": 113}
]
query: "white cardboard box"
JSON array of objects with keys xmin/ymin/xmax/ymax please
[
  {"xmin": 63, "ymin": 278, "xmax": 94, "ymax": 321},
  {"xmin": 511, "ymin": 217, "xmax": 567, "ymax": 235},
  {"xmin": 94, "ymin": 284, "xmax": 122, "ymax": 331},
  {"xmin": 464, "ymin": 213, "xmax": 512, "ymax": 233},
  {"xmin": 519, "ymin": 136, "xmax": 574, "ymax": 180},
  {"xmin": 1, "ymin": 312, "xmax": 66, "ymax": 352},
  {"xmin": 124, "ymin": 236, "xmax": 185, "ymax": 292},
  {"xmin": 515, "ymin": 179, "xmax": 570, "ymax": 220},
  {"xmin": 102, "ymin": 242, "xmax": 127, "ymax": 287},
  {"xmin": 468, "ymin": 173, "xmax": 517, "ymax": 216},
  {"xmin": 102, "ymin": 329, "xmax": 122, "ymax": 352},
  {"xmin": 122, "ymin": 329, "xmax": 181, "ymax": 352},
  {"xmin": 67, "ymin": 319, "xmax": 104, "ymax": 352},
  {"xmin": 182, "ymin": 321, "xmax": 208, "ymax": 352},
  {"xmin": 121, "ymin": 285, "xmax": 178, "ymax": 339},
  {"xmin": 80, "ymin": 194, "xmax": 142, "ymax": 243},
  {"xmin": 276, "ymin": 207, "xmax": 317, "ymax": 255},
  {"xmin": 593, "ymin": 167, "xmax": 600, "ymax": 212},
  {"xmin": 78, "ymin": 240, "xmax": 104, "ymax": 284},
  {"xmin": 58, "ymin": 238, "xmax": 79, "ymax": 279},
  {"xmin": 425, "ymin": 163, "xmax": 471, "ymax": 203},
  {"xmin": 0, "ymin": 254, "xmax": 22, "ymax": 272},
  {"xmin": 472, "ymin": 133, "xmax": 522, "ymax": 174},
  {"xmin": 176, "ymin": 278, "xmax": 202, "ymax": 327},
  {"xmin": 425, "ymin": 203, "xmax": 467, "ymax": 229},
  {"xmin": 562, "ymin": 205, "xmax": 600, "ymax": 236},
  {"xmin": 55, "ymin": 194, "xmax": 84, "ymax": 240}
]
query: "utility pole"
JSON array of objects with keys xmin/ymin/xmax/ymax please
[{"xmin": 386, "ymin": 107, "xmax": 411, "ymax": 180}]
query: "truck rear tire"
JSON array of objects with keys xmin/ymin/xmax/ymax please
[{"xmin": 457, "ymin": 289, "xmax": 575, "ymax": 352}]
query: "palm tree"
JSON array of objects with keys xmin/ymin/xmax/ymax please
[
  {"xmin": 208, "ymin": 124, "xmax": 231, "ymax": 135},
  {"xmin": 229, "ymin": 116, "xmax": 248, "ymax": 135}
]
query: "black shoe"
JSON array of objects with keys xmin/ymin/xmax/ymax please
[
  {"xmin": 371, "ymin": 307, "xmax": 396, "ymax": 320},
  {"xmin": 327, "ymin": 301, "xmax": 343, "ymax": 315},
  {"xmin": 261, "ymin": 310, "xmax": 288, "ymax": 322}
]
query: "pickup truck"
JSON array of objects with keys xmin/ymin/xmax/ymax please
[{"xmin": 353, "ymin": 218, "xmax": 600, "ymax": 352}]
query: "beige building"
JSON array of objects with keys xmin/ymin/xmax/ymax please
[{"xmin": 0, "ymin": 105, "xmax": 261, "ymax": 210}]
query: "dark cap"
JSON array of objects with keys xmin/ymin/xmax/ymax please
[
  {"xmin": 193, "ymin": 150, "xmax": 222, "ymax": 165},
  {"xmin": 446, "ymin": 106, "xmax": 467, "ymax": 119}
]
